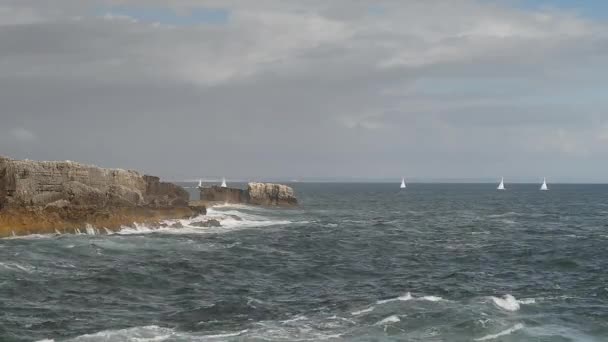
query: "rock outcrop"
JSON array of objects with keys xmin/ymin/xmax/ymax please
[
  {"xmin": 200, "ymin": 186, "xmax": 248, "ymax": 204},
  {"xmin": 200, "ymin": 182, "xmax": 297, "ymax": 206},
  {"xmin": 247, "ymin": 182, "xmax": 298, "ymax": 206},
  {"xmin": 0, "ymin": 156, "xmax": 203, "ymax": 237}
]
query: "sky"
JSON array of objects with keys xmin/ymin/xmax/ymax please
[{"xmin": 1, "ymin": 0, "xmax": 608, "ymax": 182}]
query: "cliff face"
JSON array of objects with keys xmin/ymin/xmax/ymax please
[
  {"xmin": 0, "ymin": 156, "xmax": 200, "ymax": 237},
  {"xmin": 0, "ymin": 157, "xmax": 188, "ymax": 209},
  {"xmin": 247, "ymin": 182, "xmax": 298, "ymax": 206},
  {"xmin": 200, "ymin": 182, "xmax": 297, "ymax": 206}
]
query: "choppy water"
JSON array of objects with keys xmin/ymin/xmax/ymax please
[{"xmin": 2, "ymin": 183, "xmax": 608, "ymax": 341}]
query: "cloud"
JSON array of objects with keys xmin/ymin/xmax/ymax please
[
  {"xmin": 10, "ymin": 128, "xmax": 37, "ymax": 142},
  {"xmin": 0, "ymin": 1, "xmax": 608, "ymax": 180}
]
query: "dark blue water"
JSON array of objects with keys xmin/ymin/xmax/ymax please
[{"xmin": 1, "ymin": 183, "xmax": 608, "ymax": 341}]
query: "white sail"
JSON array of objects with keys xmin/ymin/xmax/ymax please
[
  {"xmin": 221, "ymin": 177, "xmax": 227, "ymax": 188},
  {"xmin": 497, "ymin": 177, "xmax": 505, "ymax": 190},
  {"xmin": 400, "ymin": 178, "xmax": 406, "ymax": 189},
  {"xmin": 540, "ymin": 177, "xmax": 548, "ymax": 191},
  {"xmin": 197, "ymin": 179, "xmax": 203, "ymax": 188}
]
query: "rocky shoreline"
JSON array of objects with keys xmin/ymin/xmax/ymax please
[
  {"xmin": 0, "ymin": 156, "xmax": 297, "ymax": 237},
  {"xmin": 0, "ymin": 156, "xmax": 204, "ymax": 237}
]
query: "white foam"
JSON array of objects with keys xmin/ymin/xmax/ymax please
[
  {"xmin": 57, "ymin": 325, "xmax": 249, "ymax": 341},
  {"xmin": 518, "ymin": 298, "xmax": 536, "ymax": 305},
  {"xmin": 420, "ymin": 295, "xmax": 444, "ymax": 302},
  {"xmin": 63, "ymin": 325, "xmax": 174, "ymax": 341},
  {"xmin": 376, "ymin": 292, "xmax": 445, "ymax": 305},
  {"xmin": 280, "ymin": 315, "xmax": 308, "ymax": 324},
  {"xmin": 475, "ymin": 323, "xmax": 525, "ymax": 341},
  {"xmin": 487, "ymin": 212, "xmax": 522, "ymax": 218},
  {"xmin": 351, "ymin": 306, "xmax": 375, "ymax": 316},
  {"xmin": 375, "ymin": 315, "xmax": 401, "ymax": 325},
  {"xmin": 377, "ymin": 292, "xmax": 412, "ymax": 304},
  {"xmin": 200, "ymin": 329, "xmax": 249, "ymax": 339},
  {"xmin": 491, "ymin": 294, "xmax": 520, "ymax": 311},
  {"xmin": 0, "ymin": 262, "xmax": 34, "ymax": 273},
  {"xmin": 2, "ymin": 233, "xmax": 55, "ymax": 240}
]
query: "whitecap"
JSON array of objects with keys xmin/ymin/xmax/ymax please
[
  {"xmin": 200, "ymin": 329, "xmax": 249, "ymax": 339},
  {"xmin": 63, "ymin": 325, "xmax": 174, "ymax": 341},
  {"xmin": 0, "ymin": 262, "xmax": 34, "ymax": 273},
  {"xmin": 375, "ymin": 315, "xmax": 401, "ymax": 325},
  {"xmin": 420, "ymin": 295, "xmax": 444, "ymax": 302},
  {"xmin": 280, "ymin": 315, "xmax": 308, "ymax": 324},
  {"xmin": 2, "ymin": 233, "xmax": 55, "ymax": 240},
  {"xmin": 491, "ymin": 294, "xmax": 520, "ymax": 311},
  {"xmin": 475, "ymin": 323, "xmax": 524, "ymax": 341},
  {"xmin": 377, "ymin": 292, "xmax": 412, "ymax": 304},
  {"xmin": 517, "ymin": 298, "xmax": 536, "ymax": 305},
  {"xmin": 487, "ymin": 212, "xmax": 522, "ymax": 218},
  {"xmin": 351, "ymin": 306, "xmax": 375, "ymax": 316}
]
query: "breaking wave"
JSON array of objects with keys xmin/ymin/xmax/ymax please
[
  {"xmin": 490, "ymin": 294, "xmax": 535, "ymax": 312},
  {"xmin": 475, "ymin": 323, "xmax": 525, "ymax": 341}
]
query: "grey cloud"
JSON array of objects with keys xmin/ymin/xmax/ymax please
[{"xmin": 1, "ymin": 0, "xmax": 608, "ymax": 181}]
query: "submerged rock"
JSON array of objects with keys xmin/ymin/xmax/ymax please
[
  {"xmin": 170, "ymin": 222, "xmax": 184, "ymax": 229},
  {"xmin": 190, "ymin": 219, "xmax": 221, "ymax": 227}
]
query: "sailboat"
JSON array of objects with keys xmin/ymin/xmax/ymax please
[
  {"xmin": 540, "ymin": 177, "xmax": 549, "ymax": 191},
  {"xmin": 497, "ymin": 177, "xmax": 505, "ymax": 190},
  {"xmin": 221, "ymin": 177, "xmax": 227, "ymax": 188},
  {"xmin": 400, "ymin": 178, "xmax": 406, "ymax": 189},
  {"xmin": 197, "ymin": 179, "xmax": 203, "ymax": 189}
]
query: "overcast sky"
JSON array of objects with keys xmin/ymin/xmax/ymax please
[{"xmin": 1, "ymin": 0, "xmax": 608, "ymax": 182}]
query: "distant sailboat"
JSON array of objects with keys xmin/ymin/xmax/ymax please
[
  {"xmin": 400, "ymin": 178, "xmax": 406, "ymax": 189},
  {"xmin": 497, "ymin": 177, "xmax": 505, "ymax": 190},
  {"xmin": 197, "ymin": 179, "xmax": 203, "ymax": 189},
  {"xmin": 221, "ymin": 177, "xmax": 227, "ymax": 188},
  {"xmin": 540, "ymin": 177, "xmax": 549, "ymax": 191}
]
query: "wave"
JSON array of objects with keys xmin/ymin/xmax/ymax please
[
  {"xmin": 487, "ymin": 212, "xmax": 523, "ymax": 218},
  {"xmin": 475, "ymin": 323, "xmax": 525, "ymax": 341},
  {"xmin": 376, "ymin": 292, "xmax": 446, "ymax": 305},
  {"xmin": 351, "ymin": 306, "xmax": 375, "ymax": 316},
  {"xmin": 114, "ymin": 205, "xmax": 299, "ymax": 235},
  {"xmin": 376, "ymin": 292, "xmax": 412, "ymax": 304},
  {"xmin": 0, "ymin": 262, "xmax": 35, "ymax": 273},
  {"xmin": 2, "ymin": 233, "xmax": 56, "ymax": 240},
  {"xmin": 490, "ymin": 294, "xmax": 534, "ymax": 311},
  {"xmin": 39, "ymin": 325, "xmax": 251, "ymax": 342},
  {"xmin": 374, "ymin": 315, "xmax": 401, "ymax": 325}
]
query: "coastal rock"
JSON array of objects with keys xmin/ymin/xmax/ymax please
[
  {"xmin": 247, "ymin": 182, "xmax": 298, "ymax": 206},
  {"xmin": 0, "ymin": 157, "xmax": 203, "ymax": 237},
  {"xmin": 199, "ymin": 182, "xmax": 297, "ymax": 206},
  {"xmin": 0, "ymin": 157, "xmax": 188, "ymax": 209},
  {"xmin": 190, "ymin": 219, "xmax": 221, "ymax": 227},
  {"xmin": 170, "ymin": 222, "xmax": 184, "ymax": 229}
]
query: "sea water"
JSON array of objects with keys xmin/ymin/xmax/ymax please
[{"xmin": 1, "ymin": 183, "xmax": 608, "ymax": 341}]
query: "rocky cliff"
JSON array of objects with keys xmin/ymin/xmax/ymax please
[
  {"xmin": 200, "ymin": 182, "xmax": 297, "ymax": 206},
  {"xmin": 0, "ymin": 156, "xmax": 202, "ymax": 237},
  {"xmin": 247, "ymin": 182, "xmax": 298, "ymax": 206}
]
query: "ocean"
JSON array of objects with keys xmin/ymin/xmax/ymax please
[{"xmin": 1, "ymin": 183, "xmax": 608, "ymax": 341}]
